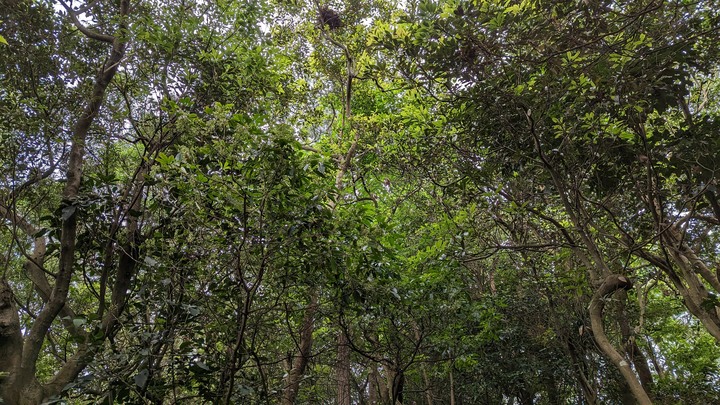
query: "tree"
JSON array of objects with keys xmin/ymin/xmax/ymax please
[
  {"xmin": 1, "ymin": 0, "xmax": 132, "ymax": 401},
  {"xmin": 372, "ymin": 0, "xmax": 720, "ymax": 402},
  {"xmin": 3, "ymin": 0, "xmax": 720, "ymax": 403}
]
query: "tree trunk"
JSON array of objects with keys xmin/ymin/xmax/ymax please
[
  {"xmin": 390, "ymin": 369, "xmax": 404, "ymax": 405},
  {"xmin": 0, "ymin": 279, "xmax": 22, "ymax": 404},
  {"xmin": 449, "ymin": 364, "xmax": 455, "ymax": 405},
  {"xmin": 421, "ymin": 364, "xmax": 433, "ymax": 405},
  {"xmin": 589, "ymin": 275, "xmax": 652, "ymax": 405},
  {"xmin": 282, "ymin": 292, "xmax": 318, "ymax": 405},
  {"xmin": 378, "ymin": 366, "xmax": 391, "ymax": 405},
  {"xmin": 567, "ymin": 343, "xmax": 599, "ymax": 405},
  {"xmin": 413, "ymin": 324, "xmax": 433, "ymax": 405},
  {"xmin": 0, "ymin": 2, "xmax": 130, "ymax": 402},
  {"xmin": 368, "ymin": 366, "xmax": 380, "ymax": 404},
  {"xmin": 616, "ymin": 290, "xmax": 654, "ymax": 390},
  {"xmin": 337, "ymin": 332, "xmax": 351, "ymax": 405}
]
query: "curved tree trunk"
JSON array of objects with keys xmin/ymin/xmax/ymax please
[{"xmin": 589, "ymin": 275, "xmax": 652, "ymax": 405}]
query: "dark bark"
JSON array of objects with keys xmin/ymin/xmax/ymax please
[
  {"xmin": 391, "ymin": 369, "xmax": 404, "ymax": 405},
  {"xmin": 616, "ymin": 291, "xmax": 654, "ymax": 390},
  {"xmin": 567, "ymin": 340, "xmax": 599, "ymax": 405},
  {"xmin": 0, "ymin": 279, "xmax": 22, "ymax": 403},
  {"xmin": 337, "ymin": 332, "xmax": 351, "ymax": 405},
  {"xmin": 705, "ymin": 190, "xmax": 720, "ymax": 223},
  {"xmin": 219, "ymin": 247, "xmax": 269, "ymax": 403},
  {"xmin": 282, "ymin": 292, "xmax": 318, "ymax": 405},
  {"xmin": 448, "ymin": 364, "xmax": 455, "ymax": 405},
  {"xmin": 368, "ymin": 366, "xmax": 379, "ymax": 404},
  {"xmin": 377, "ymin": 366, "xmax": 391, "ymax": 405}
]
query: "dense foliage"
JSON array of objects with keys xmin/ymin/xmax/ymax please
[{"xmin": 2, "ymin": 0, "xmax": 720, "ymax": 404}]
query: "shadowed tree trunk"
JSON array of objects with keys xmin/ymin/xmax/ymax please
[
  {"xmin": 0, "ymin": 279, "xmax": 23, "ymax": 403},
  {"xmin": 617, "ymin": 290, "xmax": 654, "ymax": 390},
  {"xmin": 449, "ymin": 363, "xmax": 455, "ymax": 405},
  {"xmin": 282, "ymin": 292, "xmax": 318, "ymax": 405},
  {"xmin": 368, "ymin": 365, "xmax": 380, "ymax": 404},
  {"xmin": 337, "ymin": 331, "xmax": 351, "ymax": 405}
]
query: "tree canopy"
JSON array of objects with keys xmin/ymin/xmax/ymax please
[{"xmin": 2, "ymin": 0, "xmax": 720, "ymax": 404}]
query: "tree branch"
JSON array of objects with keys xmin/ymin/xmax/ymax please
[{"xmin": 58, "ymin": 0, "xmax": 114, "ymax": 43}]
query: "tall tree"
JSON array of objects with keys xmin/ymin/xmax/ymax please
[{"xmin": 3, "ymin": 0, "xmax": 720, "ymax": 403}]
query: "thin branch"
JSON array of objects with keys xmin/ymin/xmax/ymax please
[{"xmin": 58, "ymin": 0, "xmax": 114, "ymax": 43}]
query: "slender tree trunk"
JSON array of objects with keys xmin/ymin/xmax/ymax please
[
  {"xmin": 589, "ymin": 275, "xmax": 652, "ymax": 405},
  {"xmin": 378, "ymin": 366, "xmax": 391, "ymax": 405},
  {"xmin": 567, "ymin": 341, "xmax": 600, "ymax": 405},
  {"xmin": 421, "ymin": 365, "xmax": 433, "ymax": 405},
  {"xmin": 617, "ymin": 291, "xmax": 654, "ymax": 390},
  {"xmin": 390, "ymin": 369, "xmax": 404, "ymax": 405},
  {"xmin": 385, "ymin": 369, "xmax": 396, "ymax": 404},
  {"xmin": 0, "ymin": 279, "xmax": 23, "ymax": 404},
  {"xmin": 0, "ymin": 2, "xmax": 130, "ymax": 402},
  {"xmin": 337, "ymin": 331, "xmax": 351, "ymax": 405},
  {"xmin": 645, "ymin": 337, "xmax": 665, "ymax": 378},
  {"xmin": 413, "ymin": 325, "xmax": 433, "ymax": 405},
  {"xmin": 449, "ymin": 364, "xmax": 455, "ymax": 405},
  {"xmin": 282, "ymin": 292, "xmax": 318, "ymax": 405}
]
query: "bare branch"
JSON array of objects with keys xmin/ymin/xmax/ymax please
[
  {"xmin": 58, "ymin": 0, "xmax": 114, "ymax": 43},
  {"xmin": 72, "ymin": 0, "xmax": 100, "ymax": 15}
]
